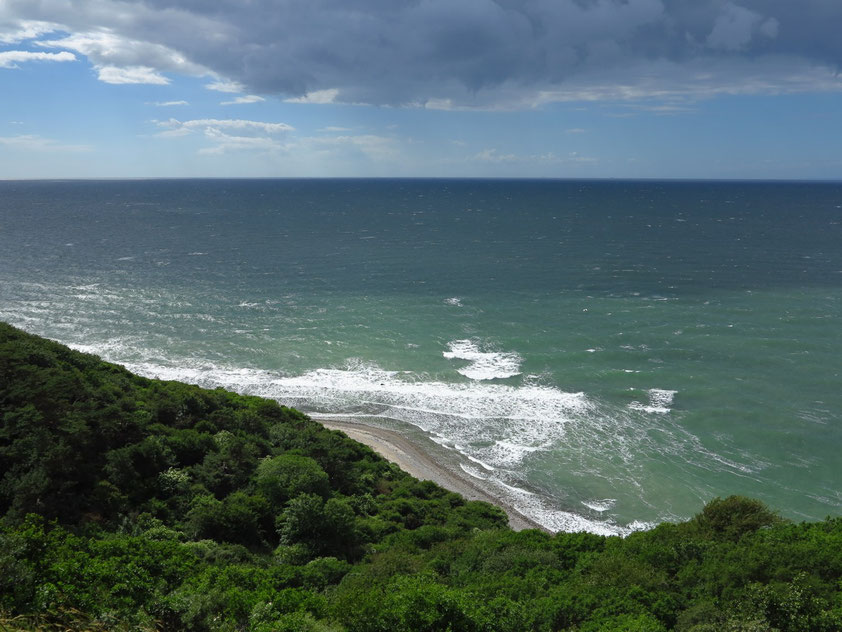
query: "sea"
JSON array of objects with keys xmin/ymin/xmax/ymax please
[{"xmin": 1, "ymin": 178, "xmax": 840, "ymax": 536}]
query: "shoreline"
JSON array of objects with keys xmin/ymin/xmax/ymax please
[{"xmin": 320, "ymin": 419, "xmax": 548, "ymax": 532}]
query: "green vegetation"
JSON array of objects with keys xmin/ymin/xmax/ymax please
[{"xmin": 1, "ymin": 321, "xmax": 841, "ymax": 631}]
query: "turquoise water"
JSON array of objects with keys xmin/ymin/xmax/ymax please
[{"xmin": 1, "ymin": 178, "xmax": 840, "ymax": 534}]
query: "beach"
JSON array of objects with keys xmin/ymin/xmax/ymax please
[{"xmin": 320, "ymin": 420, "xmax": 546, "ymax": 532}]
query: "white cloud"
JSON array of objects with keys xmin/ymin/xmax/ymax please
[
  {"xmin": 37, "ymin": 30, "xmax": 206, "ymax": 84},
  {"xmin": 317, "ymin": 126, "xmax": 353, "ymax": 132},
  {"xmin": 473, "ymin": 148, "xmax": 519, "ymax": 163},
  {"xmin": 303, "ymin": 134, "xmax": 397, "ymax": 161},
  {"xmin": 0, "ymin": 134, "xmax": 90, "ymax": 152},
  {"xmin": 157, "ymin": 118, "xmax": 293, "ymax": 134},
  {"xmin": 0, "ymin": 50, "xmax": 75, "ymax": 68},
  {"xmin": 627, "ymin": 102, "xmax": 698, "ymax": 115},
  {"xmin": 150, "ymin": 100, "xmax": 189, "ymax": 107},
  {"xmin": 206, "ymin": 79, "xmax": 243, "ymax": 93},
  {"xmin": 565, "ymin": 151, "xmax": 598, "ymax": 164},
  {"xmin": 155, "ymin": 118, "xmax": 294, "ymax": 155},
  {"xmin": 424, "ymin": 98, "xmax": 455, "ymax": 111},
  {"xmin": 0, "ymin": 19, "xmax": 62, "ymax": 44},
  {"xmin": 469, "ymin": 148, "xmax": 596, "ymax": 165},
  {"xmin": 284, "ymin": 89, "xmax": 339, "ymax": 104},
  {"xmin": 221, "ymin": 95, "xmax": 265, "ymax": 105},
  {"xmin": 154, "ymin": 127, "xmax": 192, "ymax": 138},
  {"xmin": 198, "ymin": 128, "xmax": 284, "ymax": 154},
  {"xmin": 565, "ymin": 128, "xmax": 587, "ymax": 134},
  {"xmin": 97, "ymin": 64, "xmax": 169, "ymax": 84}
]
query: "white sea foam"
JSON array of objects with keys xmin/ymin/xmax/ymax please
[
  {"xmin": 463, "ymin": 453, "xmax": 496, "ymax": 471},
  {"xmin": 444, "ymin": 297, "xmax": 463, "ymax": 307},
  {"xmin": 649, "ymin": 389, "xmax": 676, "ymax": 407},
  {"xmin": 629, "ymin": 388, "xmax": 677, "ymax": 414},
  {"xmin": 582, "ymin": 499, "xmax": 616, "ymax": 512},
  {"xmin": 443, "ymin": 339, "xmax": 522, "ymax": 380},
  {"xmin": 488, "ymin": 481, "xmax": 646, "ymax": 536},
  {"xmin": 460, "ymin": 464, "xmax": 490, "ymax": 480},
  {"xmin": 628, "ymin": 403, "xmax": 666, "ymax": 414},
  {"xmin": 118, "ymin": 356, "xmax": 590, "ymax": 494},
  {"xmin": 486, "ymin": 440, "xmax": 546, "ymax": 468}
]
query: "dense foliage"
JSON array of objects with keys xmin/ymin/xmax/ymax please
[{"xmin": 1, "ymin": 322, "xmax": 841, "ymax": 631}]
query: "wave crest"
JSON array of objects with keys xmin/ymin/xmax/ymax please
[{"xmin": 443, "ymin": 339, "xmax": 522, "ymax": 380}]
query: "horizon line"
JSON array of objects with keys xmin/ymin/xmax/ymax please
[{"xmin": 2, "ymin": 176, "xmax": 841, "ymax": 184}]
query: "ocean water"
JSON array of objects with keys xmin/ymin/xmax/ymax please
[{"xmin": 1, "ymin": 178, "xmax": 840, "ymax": 535}]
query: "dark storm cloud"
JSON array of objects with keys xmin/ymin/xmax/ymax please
[{"xmin": 3, "ymin": 0, "xmax": 841, "ymax": 106}]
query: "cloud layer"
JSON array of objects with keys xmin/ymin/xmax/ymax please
[
  {"xmin": 154, "ymin": 118, "xmax": 295, "ymax": 154},
  {"xmin": 2, "ymin": 0, "xmax": 842, "ymax": 107},
  {"xmin": 0, "ymin": 49, "xmax": 75, "ymax": 68}
]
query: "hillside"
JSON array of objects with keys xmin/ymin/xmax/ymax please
[{"xmin": 1, "ymin": 322, "xmax": 841, "ymax": 631}]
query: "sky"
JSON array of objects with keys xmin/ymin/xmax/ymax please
[{"xmin": 1, "ymin": 0, "xmax": 841, "ymax": 180}]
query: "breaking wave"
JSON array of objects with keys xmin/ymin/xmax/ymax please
[{"xmin": 443, "ymin": 339, "xmax": 522, "ymax": 380}]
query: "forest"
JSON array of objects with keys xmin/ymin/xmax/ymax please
[{"xmin": 1, "ymin": 321, "xmax": 841, "ymax": 631}]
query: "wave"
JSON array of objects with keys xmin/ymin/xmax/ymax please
[
  {"xmin": 443, "ymin": 339, "xmax": 522, "ymax": 380},
  {"xmin": 581, "ymin": 498, "xmax": 616, "ymax": 512},
  {"xmin": 53, "ymin": 339, "xmax": 753, "ymax": 537},
  {"xmin": 121, "ymin": 358, "xmax": 589, "ymax": 461},
  {"xmin": 110, "ymin": 354, "xmax": 657, "ymax": 533},
  {"xmin": 629, "ymin": 388, "xmax": 677, "ymax": 414}
]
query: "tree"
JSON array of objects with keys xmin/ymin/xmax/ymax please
[
  {"xmin": 693, "ymin": 496, "xmax": 783, "ymax": 542},
  {"xmin": 277, "ymin": 494, "xmax": 358, "ymax": 559},
  {"xmin": 256, "ymin": 454, "xmax": 330, "ymax": 508}
]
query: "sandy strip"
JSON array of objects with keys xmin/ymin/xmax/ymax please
[{"xmin": 320, "ymin": 419, "xmax": 547, "ymax": 532}]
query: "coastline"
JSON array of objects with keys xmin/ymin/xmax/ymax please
[{"xmin": 320, "ymin": 419, "xmax": 547, "ymax": 532}]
